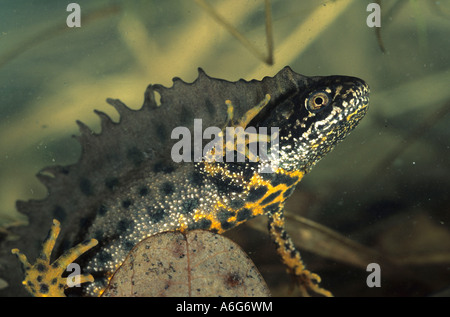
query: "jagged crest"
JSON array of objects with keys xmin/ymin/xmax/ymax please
[{"xmin": 0, "ymin": 67, "xmax": 310, "ymax": 296}]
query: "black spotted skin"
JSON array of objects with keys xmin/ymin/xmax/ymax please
[{"xmin": 3, "ymin": 67, "xmax": 369, "ymax": 296}]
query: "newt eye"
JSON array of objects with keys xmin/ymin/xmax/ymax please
[{"xmin": 306, "ymin": 91, "xmax": 330, "ymax": 112}]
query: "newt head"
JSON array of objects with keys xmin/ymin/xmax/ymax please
[{"xmin": 251, "ymin": 73, "xmax": 370, "ymax": 173}]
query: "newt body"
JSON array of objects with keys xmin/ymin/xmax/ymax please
[{"xmin": 3, "ymin": 67, "xmax": 369, "ymax": 296}]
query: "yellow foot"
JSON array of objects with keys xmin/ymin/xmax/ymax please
[
  {"xmin": 209, "ymin": 94, "xmax": 272, "ymax": 162},
  {"xmin": 294, "ymin": 268, "xmax": 333, "ymax": 297},
  {"xmin": 268, "ymin": 209, "xmax": 332, "ymax": 297},
  {"xmin": 11, "ymin": 219, "xmax": 98, "ymax": 297},
  {"xmin": 234, "ymin": 94, "xmax": 271, "ymax": 129}
]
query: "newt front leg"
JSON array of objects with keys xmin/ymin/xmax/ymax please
[{"xmin": 267, "ymin": 207, "xmax": 332, "ymax": 297}]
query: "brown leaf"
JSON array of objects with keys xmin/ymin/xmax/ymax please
[{"xmin": 102, "ymin": 230, "xmax": 270, "ymax": 297}]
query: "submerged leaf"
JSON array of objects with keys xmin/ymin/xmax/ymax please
[{"xmin": 103, "ymin": 230, "xmax": 270, "ymax": 297}]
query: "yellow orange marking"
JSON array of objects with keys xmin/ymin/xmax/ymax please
[{"xmin": 11, "ymin": 219, "xmax": 98, "ymax": 297}]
